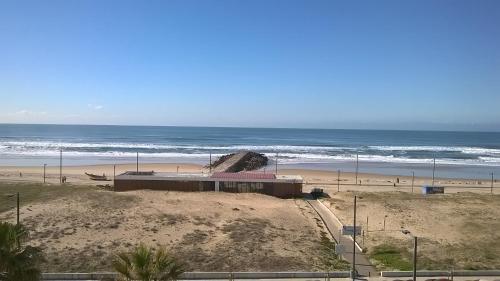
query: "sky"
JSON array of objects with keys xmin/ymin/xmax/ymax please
[{"xmin": 0, "ymin": 0, "xmax": 499, "ymax": 131}]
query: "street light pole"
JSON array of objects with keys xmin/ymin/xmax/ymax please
[
  {"xmin": 491, "ymin": 172, "xmax": 494, "ymax": 194},
  {"xmin": 432, "ymin": 157, "xmax": 436, "ymax": 186},
  {"xmin": 59, "ymin": 148, "xmax": 63, "ymax": 184},
  {"xmin": 355, "ymin": 154, "xmax": 359, "ymax": 185},
  {"xmin": 411, "ymin": 171, "xmax": 415, "ymax": 193},
  {"xmin": 352, "ymin": 195, "xmax": 357, "ymax": 280},
  {"xmin": 413, "ymin": 236, "xmax": 418, "ymax": 281},
  {"xmin": 402, "ymin": 230, "xmax": 417, "ymax": 281},
  {"xmin": 275, "ymin": 152, "xmax": 278, "ymax": 174},
  {"xmin": 337, "ymin": 170, "xmax": 340, "ymax": 192},
  {"xmin": 16, "ymin": 192, "xmax": 20, "ymax": 225}
]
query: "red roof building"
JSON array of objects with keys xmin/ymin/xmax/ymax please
[{"xmin": 211, "ymin": 172, "xmax": 276, "ymax": 180}]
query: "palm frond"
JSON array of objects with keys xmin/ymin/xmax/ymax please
[
  {"xmin": 112, "ymin": 252, "xmax": 134, "ymax": 280},
  {"xmin": 0, "ymin": 222, "xmax": 42, "ymax": 281},
  {"xmin": 113, "ymin": 244, "xmax": 184, "ymax": 281},
  {"xmin": 132, "ymin": 244, "xmax": 153, "ymax": 281}
]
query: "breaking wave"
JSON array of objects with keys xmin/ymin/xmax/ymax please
[{"xmin": 1, "ymin": 140, "xmax": 500, "ymax": 166}]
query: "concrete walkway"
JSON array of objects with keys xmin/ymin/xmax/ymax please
[{"xmin": 308, "ymin": 199, "xmax": 377, "ymax": 277}]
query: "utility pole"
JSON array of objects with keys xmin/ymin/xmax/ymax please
[
  {"xmin": 352, "ymin": 195, "xmax": 357, "ymax": 280},
  {"xmin": 411, "ymin": 171, "xmax": 415, "ymax": 193},
  {"xmin": 413, "ymin": 236, "xmax": 418, "ymax": 281},
  {"xmin": 402, "ymin": 230, "xmax": 418, "ymax": 281},
  {"xmin": 209, "ymin": 151, "xmax": 212, "ymax": 173},
  {"xmin": 59, "ymin": 148, "xmax": 62, "ymax": 184},
  {"xmin": 136, "ymin": 152, "xmax": 139, "ymax": 173},
  {"xmin": 491, "ymin": 172, "xmax": 494, "ymax": 194},
  {"xmin": 275, "ymin": 152, "xmax": 278, "ymax": 174},
  {"xmin": 337, "ymin": 170, "xmax": 340, "ymax": 192},
  {"xmin": 355, "ymin": 154, "xmax": 359, "ymax": 185},
  {"xmin": 16, "ymin": 192, "xmax": 20, "ymax": 225},
  {"xmin": 432, "ymin": 157, "xmax": 436, "ymax": 186},
  {"xmin": 113, "ymin": 165, "xmax": 116, "ymax": 180},
  {"xmin": 43, "ymin": 164, "xmax": 47, "ymax": 183},
  {"xmin": 366, "ymin": 216, "xmax": 369, "ymax": 233}
]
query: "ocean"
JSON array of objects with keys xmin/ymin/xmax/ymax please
[{"xmin": 1, "ymin": 124, "xmax": 499, "ymax": 179}]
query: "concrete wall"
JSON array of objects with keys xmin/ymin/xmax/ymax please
[
  {"xmin": 41, "ymin": 270, "xmax": 500, "ymax": 280},
  {"xmin": 114, "ymin": 179, "xmax": 302, "ymax": 198},
  {"xmin": 114, "ymin": 179, "xmax": 215, "ymax": 192},
  {"xmin": 263, "ymin": 182, "xmax": 302, "ymax": 198},
  {"xmin": 380, "ymin": 270, "xmax": 500, "ymax": 277},
  {"xmin": 41, "ymin": 271, "xmax": 350, "ymax": 280}
]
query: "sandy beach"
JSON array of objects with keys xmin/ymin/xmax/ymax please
[
  {"xmin": 0, "ymin": 181, "xmax": 345, "ymax": 272},
  {"xmin": 1, "ymin": 162, "xmax": 499, "ymax": 271},
  {"xmin": 0, "ymin": 163, "xmax": 496, "ymax": 194},
  {"xmin": 322, "ymin": 191, "xmax": 500, "ymax": 270}
]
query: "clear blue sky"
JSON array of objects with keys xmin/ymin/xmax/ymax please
[{"xmin": 1, "ymin": 0, "xmax": 499, "ymax": 131}]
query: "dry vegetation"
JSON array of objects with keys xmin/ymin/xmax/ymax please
[
  {"xmin": 323, "ymin": 191, "xmax": 500, "ymax": 270},
  {"xmin": 0, "ymin": 181, "xmax": 346, "ymax": 272}
]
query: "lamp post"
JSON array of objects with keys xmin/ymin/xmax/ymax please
[
  {"xmin": 491, "ymin": 172, "xmax": 494, "ymax": 194},
  {"xmin": 355, "ymin": 153, "xmax": 359, "ymax": 185},
  {"xmin": 402, "ymin": 230, "xmax": 417, "ymax": 281},
  {"xmin": 275, "ymin": 152, "xmax": 278, "ymax": 174},
  {"xmin": 352, "ymin": 195, "xmax": 357, "ymax": 280},
  {"xmin": 5, "ymin": 193, "xmax": 19, "ymax": 225},
  {"xmin": 59, "ymin": 148, "xmax": 63, "ymax": 184},
  {"xmin": 432, "ymin": 157, "xmax": 436, "ymax": 186},
  {"xmin": 337, "ymin": 170, "xmax": 340, "ymax": 192},
  {"xmin": 411, "ymin": 171, "xmax": 415, "ymax": 193},
  {"xmin": 16, "ymin": 192, "xmax": 19, "ymax": 225}
]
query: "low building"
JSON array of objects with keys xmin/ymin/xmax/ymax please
[{"xmin": 114, "ymin": 171, "xmax": 302, "ymax": 198}]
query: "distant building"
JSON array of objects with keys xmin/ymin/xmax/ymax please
[{"xmin": 114, "ymin": 171, "xmax": 302, "ymax": 198}]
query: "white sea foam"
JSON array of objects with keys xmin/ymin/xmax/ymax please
[
  {"xmin": 369, "ymin": 145, "xmax": 500, "ymax": 155},
  {"xmin": 4, "ymin": 141, "xmax": 500, "ymax": 155},
  {"xmin": 271, "ymin": 153, "xmax": 500, "ymax": 166},
  {"xmin": 0, "ymin": 141, "xmax": 342, "ymax": 152},
  {"xmin": 2, "ymin": 141, "xmax": 500, "ymax": 166}
]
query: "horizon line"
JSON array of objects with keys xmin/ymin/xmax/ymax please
[{"xmin": 1, "ymin": 122, "xmax": 500, "ymax": 134}]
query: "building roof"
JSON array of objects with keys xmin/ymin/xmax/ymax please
[
  {"xmin": 211, "ymin": 172, "xmax": 276, "ymax": 180},
  {"xmin": 276, "ymin": 174, "xmax": 303, "ymax": 181},
  {"xmin": 115, "ymin": 171, "xmax": 302, "ymax": 183}
]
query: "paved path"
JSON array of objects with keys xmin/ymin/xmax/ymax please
[{"xmin": 308, "ymin": 199, "xmax": 377, "ymax": 277}]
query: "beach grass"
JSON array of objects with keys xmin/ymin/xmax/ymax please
[
  {"xmin": 318, "ymin": 231, "xmax": 351, "ymax": 271},
  {"xmin": 0, "ymin": 182, "xmax": 97, "ymax": 213},
  {"xmin": 369, "ymin": 244, "xmax": 413, "ymax": 271}
]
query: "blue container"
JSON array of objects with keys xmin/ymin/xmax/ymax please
[{"xmin": 422, "ymin": 185, "xmax": 445, "ymax": 194}]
